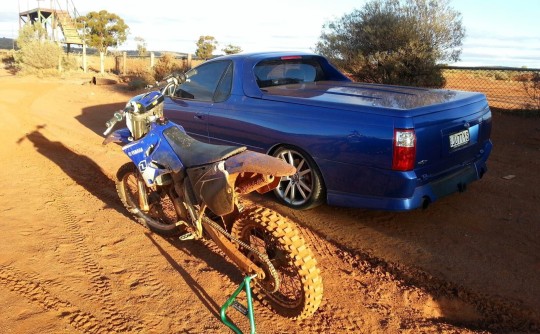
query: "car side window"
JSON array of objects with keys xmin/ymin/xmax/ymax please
[
  {"xmin": 213, "ymin": 62, "xmax": 233, "ymax": 103},
  {"xmin": 175, "ymin": 60, "xmax": 231, "ymax": 102},
  {"xmin": 255, "ymin": 58, "xmax": 326, "ymax": 88}
]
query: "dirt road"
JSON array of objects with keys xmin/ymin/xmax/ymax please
[{"xmin": 0, "ymin": 73, "xmax": 539, "ymax": 333}]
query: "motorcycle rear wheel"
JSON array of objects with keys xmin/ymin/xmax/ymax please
[
  {"xmin": 116, "ymin": 163, "xmax": 182, "ymax": 236},
  {"xmin": 231, "ymin": 206, "xmax": 323, "ymax": 319}
]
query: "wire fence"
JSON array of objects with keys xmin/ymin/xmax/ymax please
[{"xmin": 441, "ymin": 66, "xmax": 540, "ymax": 113}]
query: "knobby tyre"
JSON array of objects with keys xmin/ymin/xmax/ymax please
[
  {"xmin": 115, "ymin": 163, "xmax": 181, "ymax": 236},
  {"xmin": 231, "ymin": 206, "xmax": 323, "ymax": 319}
]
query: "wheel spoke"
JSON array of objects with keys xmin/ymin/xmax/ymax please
[
  {"xmin": 298, "ymin": 180, "xmax": 312, "ymax": 194},
  {"xmin": 295, "ymin": 183, "xmax": 308, "ymax": 200},
  {"xmin": 289, "ymin": 182, "xmax": 296, "ymax": 202},
  {"xmin": 296, "ymin": 158, "xmax": 305, "ymax": 171},
  {"xmin": 286, "ymin": 151, "xmax": 295, "ymax": 166}
]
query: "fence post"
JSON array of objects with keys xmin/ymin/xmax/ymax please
[
  {"xmin": 150, "ymin": 52, "xmax": 155, "ymax": 68},
  {"xmin": 100, "ymin": 52, "xmax": 105, "ymax": 75},
  {"xmin": 123, "ymin": 52, "xmax": 127, "ymax": 75},
  {"xmin": 82, "ymin": 43, "xmax": 87, "ymax": 73},
  {"xmin": 187, "ymin": 53, "xmax": 192, "ymax": 69}
]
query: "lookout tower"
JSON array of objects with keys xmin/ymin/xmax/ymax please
[{"xmin": 19, "ymin": 0, "xmax": 84, "ymax": 52}]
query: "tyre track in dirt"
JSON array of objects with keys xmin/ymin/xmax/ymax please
[
  {"xmin": 24, "ymin": 136, "xmax": 145, "ymax": 332},
  {"xmin": 0, "ymin": 264, "xmax": 109, "ymax": 334},
  {"xmin": 50, "ymin": 188, "xmax": 144, "ymax": 333}
]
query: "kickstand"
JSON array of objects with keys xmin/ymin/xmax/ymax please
[{"xmin": 220, "ymin": 274, "xmax": 257, "ymax": 334}]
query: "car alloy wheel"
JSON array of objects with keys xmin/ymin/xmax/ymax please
[{"xmin": 273, "ymin": 146, "xmax": 324, "ymax": 210}]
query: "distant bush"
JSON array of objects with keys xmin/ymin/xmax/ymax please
[
  {"xmin": 153, "ymin": 53, "xmax": 184, "ymax": 81},
  {"xmin": 127, "ymin": 70, "xmax": 155, "ymax": 90},
  {"xmin": 522, "ymin": 73, "xmax": 540, "ymax": 110},
  {"xmin": 61, "ymin": 54, "xmax": 79, "ymax": 72},
  {"xmin": 14, "ymin": 24, "xmax": 63, "ymax": 75},
  {"xmin": 15, "ymin": 41, "xmax": 63, "ymax": 75},
  {"xmin": 316, "ymin": 0, "xmax": 465, "ymax": 88}
]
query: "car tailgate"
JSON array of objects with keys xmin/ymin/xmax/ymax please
[{"xmin": 412, "ymin": 97, "xmax": 492, "ymax": 186}]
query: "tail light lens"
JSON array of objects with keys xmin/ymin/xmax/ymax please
[{"xmin": 393, "ymin": 129, "xmax": 416, "ymax": 171}]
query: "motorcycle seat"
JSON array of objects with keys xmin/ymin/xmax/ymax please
[{"xmin": 163, "ymin": 126, "xmax": 246, "ymax": 168}]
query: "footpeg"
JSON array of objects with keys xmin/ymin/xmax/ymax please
[{"xmin": 179, "ymin": 233, "xmax": 195, "ymax": 241}]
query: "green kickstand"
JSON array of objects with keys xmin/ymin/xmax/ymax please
[{"xmin": 220, "ymin": 274, "xmax": 257, "ymax": 334}]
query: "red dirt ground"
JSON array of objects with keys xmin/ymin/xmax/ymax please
[{"xmin": 0, "ymin": 70, "xmax": 539, "ymax": 333}]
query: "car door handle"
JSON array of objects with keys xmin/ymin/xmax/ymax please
[{"xmin": 194, "ymin": 113, "xmax": 204, "ymax": 120}]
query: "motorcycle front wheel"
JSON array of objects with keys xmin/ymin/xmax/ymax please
[
  {"xmin": 231, "ymin": 206, "xmax": 323, "ymax": 319},
  {"xmin": 116, "ymin": 163, "xmax": 182, "ymax": 236}
]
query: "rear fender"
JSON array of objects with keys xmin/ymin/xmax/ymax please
[{"xmin": 225, "ymin": 150, "xmax": 296, "ymax": 194}]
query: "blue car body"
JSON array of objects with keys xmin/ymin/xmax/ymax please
[{"xmin": 163, "ymin": 52, "xmax": 492, "ymax": 211}]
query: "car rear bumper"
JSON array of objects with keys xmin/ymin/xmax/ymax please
[{"xmin": 324, "ymin": 140, "xmax": 492, "ymax": 211}]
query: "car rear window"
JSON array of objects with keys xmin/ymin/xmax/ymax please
[{"xmin": 254, "ymin": 58, "xmax": 326, "ymax": 88}]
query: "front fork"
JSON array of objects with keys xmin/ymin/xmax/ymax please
[{"xmin": 137, "ymin": 178, "xmax": 150, "ymax": 211}]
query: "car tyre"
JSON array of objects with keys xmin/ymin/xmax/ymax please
[{"xmin": 272, "ymin": 146, "xmax": 325, "ymax": 210}]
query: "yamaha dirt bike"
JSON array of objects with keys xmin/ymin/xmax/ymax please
[{"xmin": 102, "ymin": 73, "xmax": 323, "ymax": 319}]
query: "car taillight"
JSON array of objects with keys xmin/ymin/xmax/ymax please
[
  {"xmin": 280, "ymin": 56, "xmax": 302, "ymax": 60},
  {"xmin": 393, "ymin": 129, "xmax": 416, "ymax": 171}
]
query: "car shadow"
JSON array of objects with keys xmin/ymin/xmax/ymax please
[{"xmin": 246, "ymin": 190, "xmax": 540, "ymax": 332}]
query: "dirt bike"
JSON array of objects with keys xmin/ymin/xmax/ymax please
[{"xmin": 102, "ymin": 73, "xmax": 323, "ymax": 319}]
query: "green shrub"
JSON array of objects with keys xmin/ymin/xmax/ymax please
[
  {"xmin": 15, "ymin": 40, "xmax": 63, "ymax": 70},
  {"xmin": 153, "ymin": 53, "xmax": 183, "ymax": 81},
  {"xmin": 61, "ymin": 54, "xmax": 79, "ymax": 72},
  {"xmin": 127, "ymin": 70, "xmax": 155, "ymax": 90}
]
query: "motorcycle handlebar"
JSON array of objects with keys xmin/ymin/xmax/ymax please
[
  {"xmin": 147, "ymin": 72, "xmax": 187, "ymax": 89},
  {"xmin": 103, "ymin": 110, "xmax": 125, "ymax": 136}
]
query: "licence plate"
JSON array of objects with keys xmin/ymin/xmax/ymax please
[{"xmin": 449, "ymin": 129, "xmax": 470, "ymax": 149}]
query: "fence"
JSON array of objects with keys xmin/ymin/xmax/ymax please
[
  {"xmin": 59, "ymin": 51, "xmax": 540, "ymax": 113},
  {"xmin": 440, "ymin": 66, "xmax": 540, "ymax": 112},
  {"xmin": 65, "ymin": 52, "xmax": 205, "ymax": 76}
]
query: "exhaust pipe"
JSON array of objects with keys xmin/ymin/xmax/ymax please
[
  {"xmin": 422, "ymin": 196, "xmax": 431, "ymax": 210},
  {"xmin": 479, "ymin": 167, "xmax": 486, "ymax": 179}
]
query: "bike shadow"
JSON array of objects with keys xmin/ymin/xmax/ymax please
[
  {"xmin": 18, "ymin": 124, "xmax": 127, "ymax": 215},
  {"xmin": 76, "ymin": 102, "xmax": 127, "ymax": 137},
  {"xmin": 143, "ymin": 231, "xmax": 244, "ymax": 322}
]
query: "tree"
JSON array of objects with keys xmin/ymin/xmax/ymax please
[
  {"xmin": 195, "ymin": 35, "xmax": 218, "ymax": 60},
  {"xmin": 315, "ymin": 0, "xmax": 465, "ymax": 87},
  {"xmin": 222, "ymin": 44, "xmax": 243, "ymax": 55},
  {"xmin": 135, "ymin": 36, "xmax": 147, "ymax": 56},
  {"xmin": 78, "ymin": 10, "xmax": 129, "ymax": 54}
]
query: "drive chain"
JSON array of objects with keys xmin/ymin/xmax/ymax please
[{"xmin": 202, "ymin": 216, "xmax": 280, "ymax": 293}]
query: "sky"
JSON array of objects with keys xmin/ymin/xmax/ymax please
[{"xmin": 1, "ymin": 0, "xmax": 539, "ymax": 68}]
